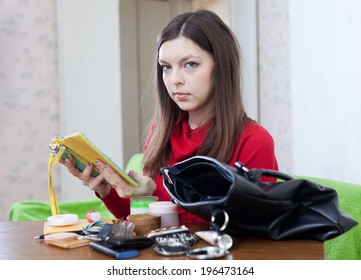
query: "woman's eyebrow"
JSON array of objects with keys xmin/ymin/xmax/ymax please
[
  {"xmin": 159, "ymin": 55, "xmax": 200, "ymax": 65},
  {"xmin": 158, "ymin": 58, "xmax": 168, "ymax": 64}
]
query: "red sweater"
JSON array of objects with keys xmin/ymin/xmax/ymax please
[{"xmin": 99, "ymin": 116, "xmax": 278, "ymax": 221}]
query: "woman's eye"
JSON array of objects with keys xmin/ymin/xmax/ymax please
[
  {"xmin": 161, "ymin": 65, "xmax": 171, "ymax": 72},
  {"xmin": 185, "ymin": 62, "xmax": 198, "ymax": 69}
]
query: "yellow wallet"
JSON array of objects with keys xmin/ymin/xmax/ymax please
[{"xmin": 48, "ymin": 132, "xmax": 139, "ymax": 216}]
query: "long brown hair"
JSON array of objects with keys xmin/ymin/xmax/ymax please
[{"xmin": 143, "ymin": 9, "xmax": 248, "ymax": 177}]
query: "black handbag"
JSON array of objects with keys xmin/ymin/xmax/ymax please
[{"xmin": 160, "ymin": 156, "xmax": 358, "ymax": 241}]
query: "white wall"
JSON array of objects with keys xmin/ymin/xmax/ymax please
[
  {"xmin": 289, "ymin": 0, "xmax": 361, "ymax": 183},
  {"xmin": 57, "ymin": 0, "xmax": 123, "ymax": 200},
  {"xmin": 230, "ymin": 0, "xmax": 259, "ymax": 121}
]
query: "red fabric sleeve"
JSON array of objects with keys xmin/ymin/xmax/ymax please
[{"xmin": 95, "ymin": 188, "xmax": 130, "ymax": 219}]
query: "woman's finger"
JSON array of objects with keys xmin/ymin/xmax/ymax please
[
  {"xmin": 81, "ymin": 162, "xmax": 93, "ymax": 184},
  {"xmin": 63, "ymin": 158, "xmax": 82, "ymax": 179}
]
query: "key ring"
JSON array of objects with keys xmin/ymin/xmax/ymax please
[
  {"xmin": 210, "ymin": 209, "xmax": 229, "ymax": 232},
  {"xmin": 82, "ymin": 221, "xmax": 106, "ymax": 234}
]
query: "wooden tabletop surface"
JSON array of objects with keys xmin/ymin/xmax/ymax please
[{"xmin": 0, "ymin": 221, "xmax": 324, "ymax": 260}]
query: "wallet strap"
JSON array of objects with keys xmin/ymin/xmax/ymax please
[{"xmin": 47, "ymin": 145, "xmax": 65, "ymax": 216}]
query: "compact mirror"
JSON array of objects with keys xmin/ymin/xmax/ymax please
[
  {"xmin": 186, "ymin": 246, "xmax": 227, "ymax": 260},
  {"xmin": 152, "ymin": 242, "xmax": 190, "ymax": 256}
]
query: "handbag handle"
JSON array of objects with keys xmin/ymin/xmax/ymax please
[{"xmin": 235, "ymin": 162, "xmax": 294, "ymax": 182}]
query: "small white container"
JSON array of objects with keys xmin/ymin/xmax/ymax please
[
  {"xmin": 47, "ymin": 214, "xmax": 78, "ymax": 227},
  {"xmin": 149, "ymin": 201, "xmax": 179, "ymax": 227}
]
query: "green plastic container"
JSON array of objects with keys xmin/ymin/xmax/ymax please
[{"xmin": 130, "ymin": 196, "xmax": 158, "ymax": 214}]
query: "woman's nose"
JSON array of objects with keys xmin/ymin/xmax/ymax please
[{"xmin": 171, "ymin": 69, "xmax": 184, "ymax": 85}]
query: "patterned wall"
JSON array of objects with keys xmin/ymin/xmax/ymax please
[{"xmin": 0, "ymin": 0, "xmax": 60, "ymax": 221}]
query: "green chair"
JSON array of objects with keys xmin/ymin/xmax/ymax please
[
  {"xmin": 9, "ymin": 198, "xmax": 115, "ymax": 221},
  {"xmin": 125, "ymin": 152, "xmax": 144, "ymax": 174},
  {"xmin": 297, "ymin": 176, "xmax": 361, "ymax": 260}
]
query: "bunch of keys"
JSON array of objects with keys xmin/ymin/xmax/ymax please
[{"xmin": 83, "ymin": 219, "xmax": 154, "ymax": 249}]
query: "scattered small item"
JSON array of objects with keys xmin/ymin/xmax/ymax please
[
  {"xmin": 47, "ymin": 214, "xmax": 78, "ymax": 227},
  {"xmin": 187, "ymin": 246, "xmax": 228, "ymax": 259},
  {"xmin": 86, "ymin": 210, "xmax": 102, "ymax": 223},
  {"xmin": 44, "ymin": 232, "xmax": 91, "ymax": 249},
  {"xmin": 152, "ymin": 241, "xmax": 191, "ymax": 256},
  {"xmin": 195, "ymin": 230, "xmax": 233, "ymax": 250}
]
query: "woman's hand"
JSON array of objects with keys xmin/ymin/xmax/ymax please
[
  {"xmin": 95, "ymin": 160, "xmax": 156, "ymax": 198},
  {"xmin": 59, "ymin": 158, "xmax": 111, "ymax": 198},
  {"xmin": 59, "ymin": 158, "xmax": 156, "ymax": 198}
]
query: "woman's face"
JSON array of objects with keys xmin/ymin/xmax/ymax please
[{"xmin": 158, "ymin": 36, "xmax": 215, "ymax": 119}]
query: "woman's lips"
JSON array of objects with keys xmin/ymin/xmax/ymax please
[{"xmin": 174, "ymin": 92, "xmax": 189, "ymax": 101}]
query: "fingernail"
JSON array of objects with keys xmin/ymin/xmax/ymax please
[
  {"xmin": 105, "ymin": 165, "xmax": 109, "ymax": 169},
  {"xmin": 88, "ymin": 162, "xmax": 92, "ymax": 167},
  {"xmin": 95, "ymin": 160, "xmax": 99, "ymax": 166},
  {"xmin": 128, "ymin": 170, "xmax": 132, "ymax": 176}
]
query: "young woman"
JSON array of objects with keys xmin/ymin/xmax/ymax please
[{"xmin": 61, "ymin": 10, "xmax": 278, "ymax": 222}]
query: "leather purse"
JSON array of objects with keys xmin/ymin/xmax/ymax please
[{"xmin": 160, "ymin": 156, "xmax": 358, "ymax": 241}]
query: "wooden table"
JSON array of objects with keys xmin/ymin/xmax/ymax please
[{"xmin": 0, "ymin": 221, "xmax": 324, "ymax": 260}]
